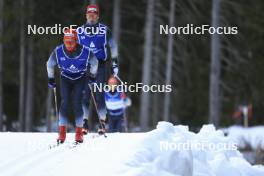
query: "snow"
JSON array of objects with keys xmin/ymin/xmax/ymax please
[
  {"xmin": 224, "ymin": 126, "xmax": 264, "ymax": 150},
  {"xmin": 0, "ymin": 122, "xmax": 263, "ymax": 176}
]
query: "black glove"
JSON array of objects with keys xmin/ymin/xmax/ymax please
[
  {"xmin": 88, "ymin": 76, "xmax": 96, "ymax": 85},
  {"xmin": 83, "ymin": 119, "xmax": 89, "ymax": 130},
  {"xmin": 48, "ymin": 78, "xmax": 56, "ymax": 89},
  {"xmin": 97, "ymin": 119, "xmax": 106, "ymax": 135},
  {"xmin": 112, "ymin": 65, "xmax": 119, "ymax": 77},
  {"xmin": 82, "ymin": 119, "xmax": 89, "ymax": 135}
]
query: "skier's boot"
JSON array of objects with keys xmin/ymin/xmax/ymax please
[
  {"xmin": 75, "ymin": 127, "xmax": 84, "ymax": 143},
  {"xmin": 57, "ymin": 126, "xmax": 66, "ymax": 144},
  {"xmin": 97, "ymin": 120, "xmax": 106, "ymax": 135},
  {"xmin": 82, "ymin": 119, "xmax": 89, "ymax": 135}
]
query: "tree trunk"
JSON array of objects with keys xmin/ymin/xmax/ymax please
[
  {"xmin": 139, "ymin": 0, "xmax": 155, "ymax": 131},
  {"xmin": 163, "ymin": 0, "xmax": 175, "ymax": 122},
  {"xmin": 89, "ymin": 0, "xmax": 96, "ymax": 4},
  {"xmin": 0, "ymin": 0, "xmax": 4, "ymax": 131},
  {"xmin": 152, "ymin": 1, "xmax": 162, "ymax": 127},
  {"xmin": 25, "ymin": 1, "xmax": 34, "ymax": 132},
  {"xmin": 209, "ymin": 0, "xmax": 221, "ymax": 127},
  {"xmin": 112, "ymin": 0, "xmax": 121, "ymax": 45},
  {"xmin": 25, "ymin": 37, "xmax": 34, "ymax": 132},
  {"xmin": 152, "ymin": 29, "xmax": 161, "ymax": 127},
  {"xmin": 19, "ymin": 0, "xmax": 26, "ymax": 131}
]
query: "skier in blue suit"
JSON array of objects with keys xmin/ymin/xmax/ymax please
[
  {"xmin": 77, "ymin": 5, "xmax": 119, "ymax": 135},
  {"xmin": 46, "ymin": 29, "xmax": 97, "ymax": 143},
  {"xmin": 105, "ymin": 76, "xmax": 131, "ymax": 132}
]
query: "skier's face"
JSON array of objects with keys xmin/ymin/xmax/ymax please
[
  {"xmin": 63, "ymin": 29, "xmax": 77, "ymax": 52},
  {"xmin": 86, "ymin": 13, "xmax": 99, "ymax": 24},
  {"xmin": 64, "ymin": 38, "xmax": 77, "ymax": 52},
  {"xmin": 108, "ymin": 78, "xmax": 119, "ymax": 91}
]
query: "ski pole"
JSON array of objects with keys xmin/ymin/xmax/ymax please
[
  {"xmin": 114, "ymin": 75, "xmax": 130, "ymax": 132},
  {"xmin": 53, "ymin": 87, "xmax": 60, "ymax": 133},
  {"xmin": 88, "ymin": 84, "xmax": 107, "ymax": 138},
  {"xmin": 53, "ymin": 88, "xmax": 59, "ymax": 120},
  {"xmin": 124, "ymin": 110, "xmax": 128, "ymax": 132},
  {"xmin": 114, "ymin": 75, "xmax": 125, "ymax": 86}
]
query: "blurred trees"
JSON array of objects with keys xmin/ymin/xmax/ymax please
[
  {"xmin": 19, "ymin": 0, "xmax": 25, "ymax": 131},
  {"xmin": 0, "ymin": 0, "xmax": 263, "ymax": 131},
  {"xmin": 140, "ymin": 0, "xmax": 155, "ymax": 131},
  {"xmin": 209, "ymin": 0, "xmax": 221, "ymax": 128},
  {"xmin": 0, "ymin": 0, "xmax": 3, "ymax": 131},
  {"xmin": 24, "ymin": 0, "xmax": 34, "ymax": 131},
  {"xmin": 163, "ymin": 0, "xmax": 175, "ymax": 122}
]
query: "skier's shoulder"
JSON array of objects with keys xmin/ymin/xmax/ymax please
[
  {"xmin": 55, "ymin": 44, "xmax": 64, "ymax": 51},
  {"xmin": 81, "ymin": 44, "xmax": 91, "ymax": 53},
  {"xmin": 98, "ymin": 22, "xmax": 108, "ymax": 28},
  {"xmin": 99, "ymin": 23, "xmax": 110, "ymax": 32},
  {"xmin": 82, "ymin": 45, "xmax": 89, "ymax": 50},
  {"xmin": 77, "ymin": 24, "xmax": 85, "ymax": 32},
  {"xmin": 51, "ymin": 44, "xmax": 63, "ymax": 58}
]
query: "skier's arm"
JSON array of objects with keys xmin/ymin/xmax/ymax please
[
  {"xmin": 87, "ymin": 51, "xmax": 98, "ymax": 83},
  {"xmin": 46, "ymin": 51, "xmax": 57, "ymax": 78},
  {"xmin": 106, "ymin": 27, "xmax": 119, "ymax": 75},
  {"xmin": 46, "ymin": 50, "xmax": 57, "ymax": 88},
  {"xmin": 121, "ymin": 92, "xmax": 132, "ymax": 107}
]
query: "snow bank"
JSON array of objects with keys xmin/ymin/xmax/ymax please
[
  {"xmin": 0, "ymin": 122, "xmax": 263, "ymax": 176},
  {"xmin": 224, "ymin": 126, "xmax": 264, "ymax": 150},
  {"xmin": 123, "ymin": 122, "xmax": 264, "ymax": 176}
]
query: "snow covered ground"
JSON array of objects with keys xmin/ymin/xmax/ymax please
[
  {"xmin": 224, "ymin": 126, "xmax": 264, "ymax": 150},
  {"xmin": 0, "ymin": 122, "xmax": 263, "ymax": 176}
]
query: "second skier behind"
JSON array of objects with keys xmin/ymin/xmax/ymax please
[{"xmin": 104, "ymin": 76, "xmax": 131, "ymax": 132}]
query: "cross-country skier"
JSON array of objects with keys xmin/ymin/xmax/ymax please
[
  {"xmin": 105, "ymin": 76, "xmax": 131, "ymax": 132},
  {"xmin": 77, "ymin": 4, "xmax": 119, "ymax": 135},
  {"xmin": 46, "ymin": 29, "xmax": 97, "ymax": 143}
]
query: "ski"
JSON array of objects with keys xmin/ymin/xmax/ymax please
[
  {"xmin": 49, "ymin": 141, "xmax": 83, "ymax": 150},
  {"xmin": 48, "ymin": 141, "xmax": 64, "ymax": 150},
  {"xmin": 91, "ymin": 133, "xmax": 107, "ymax": 139},
  {"xmin": 67, "ymin": 141, "xmax": 82, "ymax": 149}
]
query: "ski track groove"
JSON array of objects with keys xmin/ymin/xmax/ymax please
[
  {"xmin": 1, "ymin": 143, "xmax": 67, "ymax": 176},
  {"xmin": 1, "ymin": 133, "xmax": 104, "ymax": 176},
  {"xmin": 11, "ymin": 145, "xmax": 73, "ymax": 176}
]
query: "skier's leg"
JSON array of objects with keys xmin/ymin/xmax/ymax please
[
  {"xmin": 73, "ymin": 77, "xmax": 85, "ymax": 127},
  {"xmin": 82, "ymin": 79, "xmax": 91, "ymax": 120},
  {"xmin": 96, "ymin": 62, "xmax": 107, "ymax": 121},
  {"xmin": 59, "ymin": 76, "xmax": 71, "ymax": 126},
  {"xmin": 113, "ymin": 118, "xmax": 119, "ymax": 132},
  {"xmin": 82, "ymin": 80, "xmax": 91, "ymax": 134},
  {"xmin": 96, "ymin": 62, "xmax": 107, "ymax": 134},
  {"xmin": 108, "ymin": 117, "xmax": 114, "ymax": 133},
  {"xmin": 73, "ymin": 77, "xmax": 85, "ymax": 143},
  {"xmin": 116, "ymin": 116, "xmax": 124, "ymax": 133},
  {"xmin": 112, "ymin": 114, "xmax": 123, "ymax": 132},
  {"xmin": 57, "ymin": 76, "xmax": 71, "ymax": 142}
]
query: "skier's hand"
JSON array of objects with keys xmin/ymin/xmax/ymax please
[
  {"xmin": 112, "ymin": 65, "xmax": 119, "ymax": 77},
  {"xmin": 88, "ymin": 77, "xmax": 96, "ymax": 86},
  {"xmin": 124, "ymin": 98, "xmax": 132, "ymax": 107},
  {"xmin": 82, "ymin": 119, "xmax": 89, "ymax": 135},
  {"xmin": 48, "ymin": 78, "xmax": 56, "ymax": 89},
  {"xmin": 97, "ymin": 120, "xmax": 106, "ymax": 135}
]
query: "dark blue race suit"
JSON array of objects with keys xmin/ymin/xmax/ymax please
[
  {"xmin": 77, "ymin": 22, "xmax": 119, "ymax": 121},
  {"xmin": 46, "ymin": 44, "xmax": 97, "ymax": 127}
]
